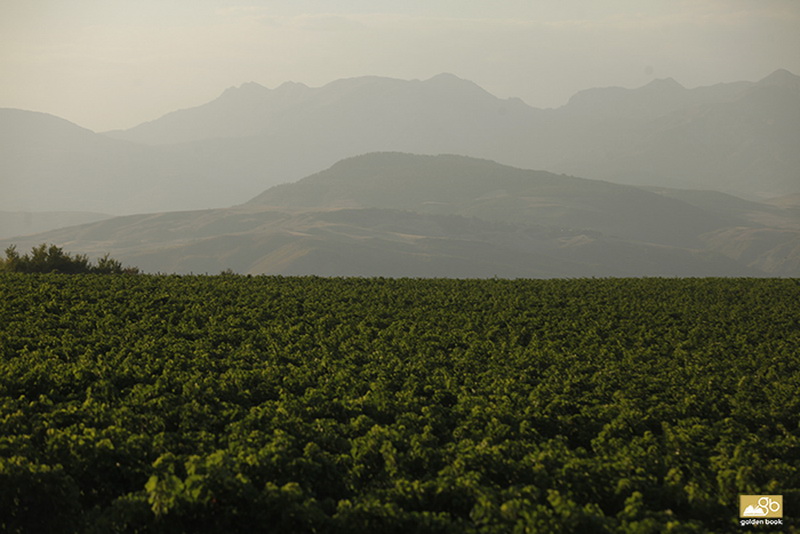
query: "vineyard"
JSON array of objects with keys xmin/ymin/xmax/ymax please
[{"xmin": 0, "ymin": 274, "xmax": 798, "ymax": 533}]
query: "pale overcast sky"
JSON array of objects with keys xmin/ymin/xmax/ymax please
[{"xmin": 2, "ymin": 0, "xmax": 798, "ymax": 131}]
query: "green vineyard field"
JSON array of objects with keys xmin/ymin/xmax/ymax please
[{"xmin": 1, "ymin": 274, "xmax": 798, "ymax": 532}]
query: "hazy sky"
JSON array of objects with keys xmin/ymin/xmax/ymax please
[{"xmin": 2, "ymin": 0, "xmax": 798, "ymax": 132}]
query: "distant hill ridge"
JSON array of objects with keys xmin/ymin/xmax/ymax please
[
  {"xmin": 103, "ymin": 73, "xmax": 528, "ymax": 146},
  {"xmin": 248, "ymin": 152, "xmax": 767, "ymax": 248},
  {"xmin": 106, "ymin": 69, "xmax": 800, "ymax": 146},
  {"xmin": 2, "ymin": 70, "xmax": 798, "ymax": 215},
  {"xmin": 97, "ymin": 67, "xmax": 800, "ymax": 203},
  {"xmin": 3, "ymin": 152, "xmax": 797, "ymax": 277}
]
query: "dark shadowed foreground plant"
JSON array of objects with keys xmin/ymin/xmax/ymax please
[{"xmin": 0, "ymin": 244, "xmax": 138, "ymax": 274}]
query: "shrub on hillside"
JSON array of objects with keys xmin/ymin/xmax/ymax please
[{"xmin": 0, "ymin": 244, "xmax": 139, "ymax": 274}]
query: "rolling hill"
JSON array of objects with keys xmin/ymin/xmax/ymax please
[
  {"xmin": 3, "ymin": 153, "xmax": 795, "ymax": 277},
  {"xmin": 248, "ymin": 153, "xmax": 748, "ymax": 248},
  {"xmin": 0, "ymin": 210, "xmax": 112, "ymax": 240}
]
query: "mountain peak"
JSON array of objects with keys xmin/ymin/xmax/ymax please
[
  {"xmin": 276, "ymin": 80, "xmax": 309, "ymax": 91},
  {"xmin": 565, "ymin": 77, "xmax": 685, "ymax": 115},
  {"xmin": 425, "ymin": 72, "xmax": 481, "ymax": 88},
  {"xmin": 221, "ymin": 81, "xmax": 270, "ymax": 98},
  {"xmin": 642, "ymin": 77, "xmax": 685, "ymax": 91},
  {"xmin": 428, "ymin": 72, "xmax": 463, "ymax": 83},
  {"xmin": 757, "ymin": 68, "xmax": 800, "ymax": 89},
  {"xmin": 422, "ymin": 72, "xmax": 496, "ymax": 100}
]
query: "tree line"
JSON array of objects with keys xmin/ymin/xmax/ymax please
[{"xmin": 0, "ymin": 244, "xmax": 138, "ymax": 274}]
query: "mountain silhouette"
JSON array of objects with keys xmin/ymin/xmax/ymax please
[
  {"xmin": 2, "ymin": 71, "xmax": 798, "ymax": 216},
  {"xmin": 3, "ymin": 153, "xmax": 796, "ymax": 277}
]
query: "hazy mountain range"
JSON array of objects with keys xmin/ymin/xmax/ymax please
[
  {"xmin": 2, "ymin": 70, "xmax": 799, "ymax": 216},
  {"xmin": 1, "ymin": 71, "xmax": 798, "ymax": 277},
  {"xmin": 2, "ymin": 153, "xmax": 797, "ymax": 277}
]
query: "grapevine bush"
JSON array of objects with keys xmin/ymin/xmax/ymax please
[{"xmin": 0, "ymin": 275, "xmax": 798, "ymax": 532}]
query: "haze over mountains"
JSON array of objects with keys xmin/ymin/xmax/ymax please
[
  {"xmin": 3, "ymin": 70, "xmax": 799, "ymax": 216},
  {"xmin": 1, "ymin": 72, "xmax": 798, "ymax": 277},
  {"xmin": 3, "ymin": 153, "xmax": 798, "ymax": 277}
]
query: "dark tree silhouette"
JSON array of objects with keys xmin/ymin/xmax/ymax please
[{"xmin": 0, "ymin": 244, "xmax": 138, "ymax": 274}]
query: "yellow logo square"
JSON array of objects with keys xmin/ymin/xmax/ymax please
[{"xmin": 740, "ymin": 495, "xmax": 783, "ymax": 519}]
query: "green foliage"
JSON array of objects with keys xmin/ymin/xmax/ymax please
[
  {"xmin": 0, "ymin": 275, "xmax": 798, "ymax": 532},
  {"xmin": 94, "ymin": 253, "xmax": 139, "ymax": 274},
  {"xmin": 0, "ymin": 456, "xmax": 81, "ymax": 533},
  {"xmin": 0, "ymin": 244, "xmax": 138, "ymax": 274}
]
